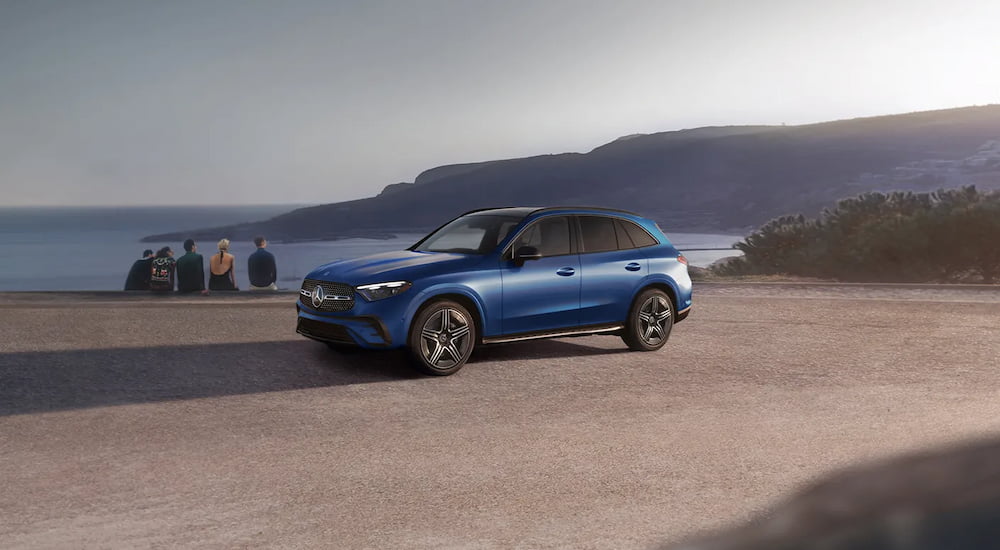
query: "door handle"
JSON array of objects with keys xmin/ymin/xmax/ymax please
[
  {"xmin": 556, "ymin": 267, "xmax": 576, "ymax": 277},
  {"xmin": 625, "ymin": 262, "xmax": 641, "ymax": 271}
]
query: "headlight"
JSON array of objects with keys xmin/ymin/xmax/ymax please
[{"xmin": 355, "ymin": 281, "xmax": 412, "ymax": 301}]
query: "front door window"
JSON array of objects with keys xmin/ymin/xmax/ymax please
[{"xmin": 501, "ymin": 216, "xmax": 579, "ymax": 334}]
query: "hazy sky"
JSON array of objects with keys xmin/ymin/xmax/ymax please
[{"xmin": 2, "ymin": 0, "xmax": 998, "ymax": 207}]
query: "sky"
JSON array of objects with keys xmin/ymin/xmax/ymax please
[{"xmin": 1, "ymin": 0, "xmax": 999, "ymax": 207}]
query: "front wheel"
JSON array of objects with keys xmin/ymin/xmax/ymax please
[
  {"xmin": 622, "ymin": 289, "xmax": 674, "ymax": 351},
  {"xmin": 408, "ymin": 300, "xmax": 476, "ymax": 375}
]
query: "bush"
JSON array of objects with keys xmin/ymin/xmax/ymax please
[{"xmin": 715, "ymin": 186, "xmax": 1000, "ymax": 283}]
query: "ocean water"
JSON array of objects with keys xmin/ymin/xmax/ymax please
[{"xmin": 0, "ymin": 207, "xmax": 743, "ymax": 291}]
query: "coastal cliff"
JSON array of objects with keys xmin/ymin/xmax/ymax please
[{"xmin": 144, "ymin": 105, "xmax": 1000, "ymax": 242}]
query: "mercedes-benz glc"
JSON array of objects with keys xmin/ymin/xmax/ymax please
[{"xmin": 296, "ymin": 207, "xmax": 692, "ymax": 375}]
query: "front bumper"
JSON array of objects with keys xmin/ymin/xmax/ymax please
[{"xmin": 296, "ymin": 298, "xmax": 403, "ymax": 349}]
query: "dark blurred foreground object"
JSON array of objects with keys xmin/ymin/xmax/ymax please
[{"xmin": 666, "ymin": 437, "xmax": 1000, "ymax": 550}]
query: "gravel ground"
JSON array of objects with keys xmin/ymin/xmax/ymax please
[{"xmin": 1, "ymin": 285, "xmax": 999, "ymax": 549}]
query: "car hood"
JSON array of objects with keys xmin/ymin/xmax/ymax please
[{"xmin": 306, "ymin": 249, "xmax": 478, "ymax": 284}]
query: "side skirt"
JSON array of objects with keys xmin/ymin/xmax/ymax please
[{"xmin": 482, "ymin": 323, "xmax": 624, "ymax": 345}]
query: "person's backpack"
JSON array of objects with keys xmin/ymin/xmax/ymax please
[{"xmin": 150, "ymin": 257, "xmax": 174, "ymax": 290}]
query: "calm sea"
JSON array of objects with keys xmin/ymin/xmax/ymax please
[{"xmin": 0, "ymin": 206, "xmax": 743, "ymax": 291}]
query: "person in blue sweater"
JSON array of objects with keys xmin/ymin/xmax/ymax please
[{"xmin": 247, "ymin": 235, "xmax": 278, "ymax": 291}]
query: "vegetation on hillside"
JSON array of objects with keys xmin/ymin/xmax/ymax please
[{"xmin": 714, "ymin": 186, "xmax": 1000, "ymax": 283}]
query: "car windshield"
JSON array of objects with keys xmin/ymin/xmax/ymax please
[{"xmin": 412, "ymin": 214, "xmax": 524, "ymax": 255}]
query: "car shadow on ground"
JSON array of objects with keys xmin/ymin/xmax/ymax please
[
  {"xmin": 0, "ymin": 338, "xmax": 627, "ymax": 416},
  {"xmin": 470, "ymin": 336, "xmax": 629, "ymax": 362},
  {"xmin": 0, "ymin": 340, "xmax": 414, "ymax": 416}
]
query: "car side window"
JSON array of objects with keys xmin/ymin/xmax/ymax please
[
  {"xmin": 512, "ymin": 216, "xmax": 571, "ymax": 257},
  {"xmin": 614, "ymin": 219, "xmax": 636, "ymax": 250},
  {"xmin": 578, "ymin": 216, "xmax": 618, "ymax": 253},
  {"xmin": 620, "ymin": 219, "xmax": 659, "ymax": 247},
  {"xmin": 495, "ymin": 220, "xmax": 521, "ymax": 247}
]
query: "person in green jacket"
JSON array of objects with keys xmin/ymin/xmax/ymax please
[{"xmin": 176, "ymin": 239, "xmax": 206, "ymax": 293}]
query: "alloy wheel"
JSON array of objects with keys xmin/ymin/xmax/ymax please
[
  {"xmin": 638, "ymin": 295, "xmax": 672, "ymax": 346},
  {"xmin": 419, "ymin": 308, "xmax": 472, "ymax": 370}
]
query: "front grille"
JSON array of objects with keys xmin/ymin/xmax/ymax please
[
  {"xmin": 300, "ymin": 278, "xmax": 355, "ymax": 312},
  {"xmin": 297, "ymin": 317, "xmax": 356, "ymax": 344}
]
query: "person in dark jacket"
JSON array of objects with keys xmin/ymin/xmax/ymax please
[
  {"xmin": 176, "ymin": 239, "xmax": 206, "ymax": 293},
  {"xmin": 124, "ymin": 249, "xmax": 155, "ymax": 290},
  {"xmin": 149, "ymin": 246, "xmax": 176, "ymax": 292},
  {"xmin": 247, "ymin": 235, "xmax": 278, "ymax": 290}
]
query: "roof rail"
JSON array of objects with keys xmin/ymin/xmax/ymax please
[
  {"xmin": 529, "ymin": 206, "xmax": 641, "ymax": 217},
  {"xmin": 455, "ymin": 205, "xmax": 643, "ymax": 218},
  {"xmin": 456, "ymin": 206, "xmax": 524, "ymax": 216}
]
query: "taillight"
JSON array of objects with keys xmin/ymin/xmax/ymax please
[{"xmin": 677, "ymin": 254, "xmax": 689, "ymax": 266}]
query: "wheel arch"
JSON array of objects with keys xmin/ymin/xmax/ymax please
[
  {"xmin": 630, "ymin": 279, "xmax": 680, "ymax": 321},
  {"xmin": 407, "ymin": 288, "xmax": 486, "ymax": 345}
]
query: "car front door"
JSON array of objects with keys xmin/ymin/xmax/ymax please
[
  {"xmin": 577, "ymin": 215, "xmax": 648, "ymax": 326},
  {"xmin": 499, "ymin": 215, "xmax": 580, "ymax": 335}
]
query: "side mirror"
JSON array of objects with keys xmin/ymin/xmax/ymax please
[{"xmin": 513, "ymin": 246, "xmax": 542, "ymax": 267}]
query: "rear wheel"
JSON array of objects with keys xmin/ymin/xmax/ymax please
[
  {"xmin": 408, "ymin": 300, "xmax": 476, "ymax": 375},
  {"xmin": 622, "ymin": 289, "xmax": 673, "ymax": 351}
]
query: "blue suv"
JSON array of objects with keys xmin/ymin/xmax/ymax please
[{"xmin": 296, "ymin": 207, "xmax": 692, "ymax": 375}]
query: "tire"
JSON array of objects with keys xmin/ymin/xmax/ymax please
[
  {"xmin": 622, "ymin": 288, "xmax": 674, "ymax": 351},
  {"xmin": 407, "ymin": 300, "xmax": 477, "ymax": 375}
]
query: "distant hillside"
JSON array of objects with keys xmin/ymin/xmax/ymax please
[{"xmin": 144, "ymin": 105, "xmax": 1000, "ymax": 242}]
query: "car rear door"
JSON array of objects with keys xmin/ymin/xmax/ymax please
[{"xmin": 576, "ymin": 215, "xmax": 648, "ymax": 326}]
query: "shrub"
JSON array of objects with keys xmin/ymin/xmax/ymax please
[{"xmin": 715, "ymin": 186, "xmax": 1000, "ymax": 283}]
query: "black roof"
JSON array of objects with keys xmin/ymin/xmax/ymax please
[
  {"xmin": 462, "ymin": 207, "xmax": 540, "ymax": 217},
  {"xmin": 462, "ymin": 206, "xmax": 641, "ymax": 218},
  {"xmin": 529, "ymin": 206, "xmax": 641, "ymax": 217}
]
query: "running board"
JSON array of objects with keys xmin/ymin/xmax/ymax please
[{"xmin": 482, "ymin": 324, "xmax": 624, "ymax": 345}]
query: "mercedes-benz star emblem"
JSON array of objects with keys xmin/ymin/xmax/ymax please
[{"xmin": 311, "ymin": 285, "xmax": 326, "ymax": 308}]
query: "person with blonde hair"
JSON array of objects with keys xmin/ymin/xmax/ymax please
[{"xmin": 208, "ymin": 238, "xmax": 239, "ymax": 291}]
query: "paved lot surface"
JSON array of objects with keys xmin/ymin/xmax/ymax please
[{"xmin": 2, "ymin": 285, "xmax": 999, "ymax": 549}]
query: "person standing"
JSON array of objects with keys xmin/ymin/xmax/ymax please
[
  {"xmin": 124, "ymin": 249, "xmax": 155, "ymax": 290},
  {"xmin": 149, "ymin": 246, "xmax": 176, "ymax": 292},
  {"xmin": 209, "ymin": 238, "xmax": 239, "ymax": 291},
  {"xmin": 247, "ymin": 235, "xmax": 278, "ymax": 291},
  {"xmin": 176, "ymin": 239, "xmax": 206, "ymax": 293}
]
